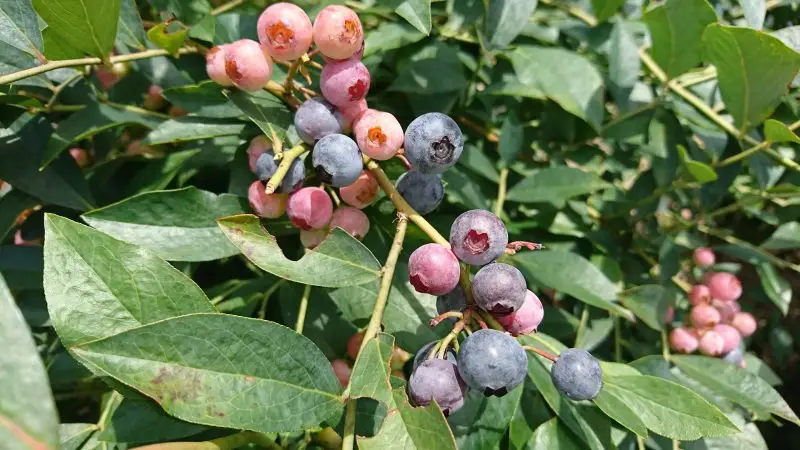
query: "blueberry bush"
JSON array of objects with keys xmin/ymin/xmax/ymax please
[{"xmin": 1, "ymin": 0, "xmax": 799, "ymax": 449}]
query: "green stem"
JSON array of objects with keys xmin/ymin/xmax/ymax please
[
  {"xmin": 97, "ymin": 391, "xmax": 123, "ymax": 430},
  {"xmin": 613, "ymin": 315, "xmax": 622, "ymax": 362},
  {"xmin": 716, "ymin": 119, "xmax": 800, "ymax": 167},
  {"xmin": 265, "ymin": 144, "xmax": 308, "ymax": 194},
  {"xmin": 661, "ymin": 329, "xmax": 671, "ymax": 361},
  {"xmin": 210, "ymin": 0, "xmax": 249, "ymax": 16},
  {"xmin": 494, "ymin": 168, "xmax": 508, "ymax": 217},
  {"xmin": 295, "ymin": 284, "xmax": 311, "ymax": 334},
  {"xmin": 257, "ymin": 279, "xmax": 285, "ymax": 318},
  {"xmin": 574, "ymin": 307, "xmax": 589, "ymax": 347}
]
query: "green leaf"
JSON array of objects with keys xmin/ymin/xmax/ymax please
[
  {"xmin": 358, "ymin": 388, "xmax": 457, "ymax": 450},
  {"xmin": 761, "ymin": 222, "xmax": 800, "ymax": 249},
  {"xmin": 32, "ymin": 0, "xmax": 121, "ymax": 58},
  {"xmin": 672, "ymin": 355, "xmax": 800, "ymax": 425},
  {"xmin": 508, "ymin": 46, "xmax": 605, "ymax": 131},
  {"xmin": 348, "ymin": 333, "xmax": 394, "ymax": 405},
  {"xmin": 386, "ymin": 0, "xmax": 432, "ymax": 35},
  {"xmin": 764, "ymin": 119, "xmax": 800, "ymax": 144},
  {"xmin": 528, "ymin": 418, "xmax": 585, "ymax": 450},
  {"xmin": 608, "ymin": 20, "xmax": 640, "ymax": 95},
  {"xmin": 591, "ymin": 0, "xmax": 625, "ymax": 23},
  {"xmin": 82, "ymin": 187, "xmax": 248, "ymax": 262},
  {"xmin": 0, "ymin": 0, "xmax": 44, "ymax": 76},
  {"xmin": 390, "ymin": 42, "xmax": 466, "ymax": 94},
  {"xmin": 449, "ymin": 386, "xmax": 523, "ymax": 449},
  {"xmin": 147, "ymin": 22, "xmax": 188, "ymax": 55},
  {"xmin": 505, "ymin": 167, "xmax": 608, "ymax": 206},
  {"xmin": 0, "ymin": 274, "xmax": 59, "ymax": 450},
  {"xmin": 497, "ymin": 112, "xmax": 523, "ymax": 168},
  {"xmin": 71, "ymin": 313, "xmax": 344, "ymax": 433},
  {"xmin": 701, "ymin": 413, "xmax": 769, "ymax": 450},
  {"xmin": 126, "ymin": 148, "xmax": 200, "ymax": 195},
  {"xmin": 736, "ymin": 0, "xmax": 765, "ymax": 30},
  {"xmin": 97, "ymin": 400, "xmax": 206, "ymax": 445},
  {"xmin": 514, "ymin": 251, "xmax": 634, "ymax": 320},
  {"xmin": 162, "ymin": 82, "xmax": 241, "ymax": 118},
  {"xmin": 143, "ymin": 117, "xmax": 247, "ymax": 145},
  {"xmin": 152, "ymin": 0, "xmax": 211, "ymax": 26},
  {"xmin": 59, "ymin": 423, "xmax": 97, "ymax": 450},
  {"xmin": 617, "ymin": 285, "xmax": 672, "ymax": 331},
  {"xmin": 755, "ymin": 263, "xmax": 791, "ymax": 315},
  {"xmin": 115, "ymin": 0, "xmax": 146, "ymax": 51},
  {"xmin": 225, "ymin": 89, "xmax": 293, "ymax": 138},
  {"xmin": 188, "ymin": 14, "xmax": 215, "ymax": 42},
  {"xmin": 43, "ymin": 214, "xmax": 215, "ymax": 347},
  {"xmin": 677, "ymin": 144, "xmax": 719, "ymax": 183},
  {"xmin": 363, "ymin": 21, "xmax": 426, "ymax": 57},
  {"xmin": 218, "ymin": 214, "xmax": 381, "ymax": 288},
  {"xmin": 643, "ymin": 0, "xmax": 717, "ymax": 78},
  {"xmin": 702, "ymin": 24, "xmax": 800, "ymax": 132},
  {"xmin": 508, "ymin": 382, "xmax": 550, "ymax": 449},
  {"xmin": 593, "ymin": 388, "xmax": 648, "ymax": 438},
  {"xmin": 602, "ymin": 375, "xmax": 738, "ymax": 439},
  {"xmin": 485, "ymin": 0, "xmax": 538, "ymax": 49}
]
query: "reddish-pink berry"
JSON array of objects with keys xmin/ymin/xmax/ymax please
[
  {"xmin": 408, "ymin": 244, "xmax": 460, "ymax": 295},
  {"xmin": 312, "ymin": 5, "xmax": 363, "ymax": 60},
  {"xmin": 494, "ymin": 290, "xmax": 544, "ymax": 336},
  {"xmin": 206, "ymin": 45, "xmax": 233, "ymax": 86},
  {"xmin": 224, "ymin": 39, "xmax": 273, "ymax": 91},
  {"xmin": 669, "ymin": 328, "xmax": 699, "ymax": 353},
  {"xmin": 300, "ymin": 229, "xmax": 328, "ymax": 249},
  {"xmin": 329, "ymin": 206, "xmax": 370, "ymax": 240},
  {"xmin": 731, "ymin": 312, "xmax": 757, "ymax": 337},
  {"xmin": 68, "ymin": 147, "xmax": 89, "ymax": 168},
  {"xmin": 689, "ymin": 284, "xmax": 711, "ymax": 306},
  {"xmin": 354, "ymin": 110, "xmax": 404, "ymax": 160},
  {"xmin": 691, "ymin": 303, "xmax": 720, "ymax": 328},
  {"xmin": 707, "ymin": 272, "xmax": 742, "ymax": 302},
  {"xmin": 143, "ymin": 84, "xmax": 165, "ymax": 110},
  {"xmin": 248, "ymin": 181, "xmax": 287, "ymax": 219},
  {"xmin": 321, "ymin": 58, "xmax": 371, "ymax": 107},
  {"xmin": 693, "ymin": 247, "xmax": 716, "ymax": 267},
  {"xmin": 286, "ymin": 187, "xmax": 333, "ymax": 230},
  {"xmin": 698, "ymin": 330, "xmax": 725, "ymax": 356},
  {"xmin": 257, "ymin": 2, "xmax": 313, "ymax": 61},
  {"xmin": 347, "ymin": 332, "xmax": 364, "ymax": 360},
  {"xmin": 713, "ymin": 324, "xmax": 741, "ymax": 354},
  {"xmin": 339, "ymin": 171, "xmax": 379, "ymax": 209},
  {"xmin": 664, "ymin": 305, "xmax": 675, "ymax": 324},
  {"xmin": 338, "ymin": 98, "xmax": 368, "ymax": 129},
  {"xmin": 247, "ymin": 135, "xmax": 272, "ymax": 173},
  {"xmin": 331, "ymin": 359, "xmax": 352, "ymax": 387},
  {"xmin": 712, "ymin": 299, "xmax": 740, "ymax": 323},
  {"xmin": 14, "ymin": 230, "xmax": 42, "ymax": 247}
]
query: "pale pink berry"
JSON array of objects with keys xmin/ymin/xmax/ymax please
[
  {"xmin": 707, "ymin": 272, "xmax": 742, "ymax": 302},
  {"xmin": 286, "ymin": 187, "xmax": 333, "ymax": 230},
  {"xmin": 664, "ymin": 305, "xmax": 675, "ymax": 324},
  {"xmin": 408, "ymin": 244, "xmax": 460, "ymax": 295},
  {"xmin": 494, "ymin": 290, "xmax": 544, "ymax": 336},
  {"xmin": 731, "ymin": 312, "xmax": 757, "ymax": 337},
  {"xmin": 320, "ymin": 58, "xmax": 371, "ymax": 107},
  {"xmin": 169, "ymin": 106, "xmax": 187, "ymax": 118},
  {"xmin": 339, "ymin": 98, "xmax": 368, "ymax": 129},
  {"xmin": 224, "ymin": 39, "xmax": 273, "ymax": 91},
  {"xmin": 339, "ymin": 171, "xmax": 379, "ymax": 209},
  {"xmin": 248, "ymin": 180, "xmax": 287, "ymax": 219},
  {"xmin": 68, "ymin": 147, "xmax": 89, "ymax": 168},
  {"xmin": 669, "ymin": 328, "xmax": 699, "ymax": 353},
  {"xmin": 300, "ymin": 228, "xmax": 328, "ymax": 249},
  {"xmin": 312, "ymin": 5, "xmax": 364, "ymax": 60},
  {"xmin": 712, "ymin": 299, "xmax": 740, "ymax": 323},
  {"xmin": 143, "ymin": 84, "xmax": 165, "ymax": 110},
  {"xmin": 691, "ymin": 303, "xmax": 720, "ymax": 328},
  {"xmin": 322, "ymin": 40, "xmax": 364, "ymax": 63},
  {"xmin": 689, "ymin": 285, "xmax": 711, "ymax": 306},
  {"xmin": 14, "ymin": 230, "xmax": 42, "ymax": 247},
  {"xmin": 329, "ymin": 206, "xmax": 369, "ymax": 240},
  {"xmin": 693, "ymin": 247, "xmax": 715, "ymax": 267},
  {"xmin": 354, "ymin": 110, "xmax": 404, "ymax": 160},
  {"xmin": 247, "ymin": 135, "xmax": 272, "ymax": 173},
  {"xmin": 698, "ymin": 330, "xmax": 725, "ymax": 356},
  {"xmin": 347, "ymin": 332, "xmax": 364, "ymax": 360},
  {"xmin": 331, "ymin": 359, "xmax": 352, "ymax": 387},
  {"xmin": 95, "ymin": 67, "xmax": 121, "ymax": 90},
  {"xmin": 257, "ymin": 2, "xmax": 313, "ymax": 61},
  {"xmin": 713, "ymin": 324, "xmax": 741, "ymax": 354},
  {"xmin": 206, "ymin": 45, "xmax": 233, "ymax": 86}
]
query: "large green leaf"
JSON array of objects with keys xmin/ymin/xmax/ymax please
[
  {"xmin": 390, "ymin": 42, "xmax": 466, "ymax": 94},
  {"xmin": 32, "ymin": 0, "xmax": 121, "ymax": 58},
  {"xmin": 508, "ymin": 46, "xmax": 604, "ymax": 130},
  {"xmin": 348, "ymin": 333, "xmax": 394, "ymax": 406},
  {"xmin": 0, "ymin": 0, "xmax": 44, "ymax": 76},
  {"xmin": 83, "ymin": 187, "xmax": 248, "ymax": 262},
  {"xmin": 497, "ymin": 113, "xmax": 523, "ymax": 168},
  {"xmin": 97, "ymin": 399, "xmax": 206, "ymax": 445},
  {"xmin": 115, "ymin": 0, "xmax": 146, "ymax": 51},
  {"xmin": 755, "ymin": 263, "xmax": 791, "ymax": 315},
  {"xmin": 514, "ymin": 251, "xmax": 634, "ymax": 321},
  {"xmin": 0, "ymin": 274, "xmax": 59, "ymax": 450},
  {"xmin": 363, "ymin": 21, "xmax": 426, "ymax": 57},
  {"xmin": 763, "ymin": 119, "xmax": 800, "ymax": 144},
  {"xmin": 218, "ymin": 214, "xmax": 381, "ymax": 288},
  {"xmin": 643, "ymin": 0, "xmax": 717, "ymax": 77},
  {"xmin": 485, "ymin": 0, "xmax": 538, "ymax": 49},
  {"xmin": 592, "ymin": 388, "xmax": 647, "ymax": 438},
  {"xmin": 702, "ymin": 24, "xmax": 800, "ymax": 132},
  {"xmin": 591, "ymin": 0, "xmax": 624, "ymax": 23},
  {"xmin": 71, "ymin": 313, "xmax": 344, "ymax": 433},
  {"xmin": 380, "ymin": 0, "xmax": 431, "ymax": 35},
  {"xmin": 43, "ymin": 214, "xmax": 215, "ymax": 347},
  {"xmin": 449, "ymin": 385, "xmax": 523, "ymax": 449},
  {"xmin": 162, "ymin": 82, "xmax": 241, "ymax": 118},
  {"xmin": 225, "ymin": 89, "xmax": 293, "ymax": 138},
  {"xmin": 505, "ymin": 167, "xmax": 608, "ymax": 206},
  {"xmin": 528, "ymin": 418, "xmax": 585, "ymax": 450},
  {"xmin": 761, "ymin": 222, "xmax": 800, "ymax": 250},
  {"xmin": 143, "ymin": 117, "xmax": 247, "ymax": 145},
  {"xmin": 618, "ymin": 285, "xmax": 672, "ymax": 331},
  {"xmin": 672, "ymin": 355, "xmax": 800, "ymax": 425}
]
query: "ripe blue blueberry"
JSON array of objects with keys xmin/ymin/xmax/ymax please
[
  {"xmin": 395, "ymin": 170, "xmax": 444, "ymax": 215},
  {"xmin": 412, "ymin": 341, "xmax": 457, "ymax": 370},
  {"xmin": 312, "ymin": 134, "xmax": 363, "ymax": 187},
  {"xmin": 550, "ymin": 348, "xmax": 603, "ymax": 401},
  {"xmin": 722, "ymin": 344, "xmax": 744, "ymax": 366},
  {"xmin": 255, "ymin": 151, "xmax": 305, "ymax": 193},
  {"xmin": 472, "ymin": 263, "xmax": 527, "ymax": 315},
  {"xmin": 408, "ymin": 358, "xmax": 467, "ymax": 416},
  {"xmin": 436, "ymin": 285, "xmax": 467, "ymax": 316},
  {"xmin": 457, "ymin": 329, "xmax": 527, "ymax": 397},
  {"xmin": 449, "ymin": 209, "xmax": 508, "ymax": 266},
  {"xmin": 404, "ymin": 112, "xmax": 464, "ymax": 174},
  {"xmin": 294, "ymin": 97, "xmax": 345, "ymax": 144}
]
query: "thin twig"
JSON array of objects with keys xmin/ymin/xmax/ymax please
[
  {"xmin": 522, "ymin": 345, "xmax": 558, "ymax": 362},
  {"xmin": 211, "ymin": 0, "xmax": 249, "ymax": 16},
  {"xmin": 494, "ymin": 168, "xmax": 508, "ymax": 216},
  {"xmin": 295, "ymin": 284, "xmax": 312, "ymax": 334},
  {"xmin": 265, "ymin": 144, "xmax": 308, "ymax": 194}
]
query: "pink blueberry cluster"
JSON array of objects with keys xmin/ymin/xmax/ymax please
[{"xmin": 669, "ymin": 247, "xmax": 756, "ymax": 367}]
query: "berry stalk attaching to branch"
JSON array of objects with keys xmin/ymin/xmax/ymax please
[{"xmin": 264, "ymin": 144, "xmax": 308, "ymax": 194}]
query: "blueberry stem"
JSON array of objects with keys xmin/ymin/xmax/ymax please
[
  {"xmin": 282, "ymin": 58, "xmax": 304, "ymax": 95},
  {"xmin": 522, "ymin": 345, "xmax": 558, "ymax": 363},
  {"xmin": 429, "ymin": 311, "xmax": 463, "ymax": 327},
  {"xmin": 295, "ymin": 284, "xmax": 312, "ymax": 334},
  {"xmin": 264, "ymin": 144, "xmax": 308, "ymax": 194},
  {"xmin": 438, "ymin": 321, "xmax": 465, "ymax": 359},
  {"xmin": 505, "ymin": 241, "xmax": 545, "ymax": 255},
  {"xmin": 494, "ymin": 168, "xmax": 508, "ymax": 216}
]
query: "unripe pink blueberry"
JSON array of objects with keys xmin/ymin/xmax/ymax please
[
  {"xmin": 286, "ymin": 187, "xmax": 333, "ymax": 230},
  {"xmin": 494, "ymin": 290, "xmax": 544, "ymax": 336},
  {"xmin": 664, "ymin": 305, "xmax": 675, "ymax": 324},
  {"xmin": 312, "ymin": 5, "xmax": 364, "ymax": 60},
  {"xmin": 689, "ymin": 284, "xmax": 711, "ymax": 306},
  {"xmin": 698, "ymin": 330, "xmax": 725, "ymax": 356},
  {"xmin": 329, "ymin": 206, "xmax": 370, "ymax": 240},
  {"xmin": 354, "ymin": 110, "xmax": 404, "ymax": 160},
  {"xmin": 669, "ymin": 327, "xmax": 699, "ymax": 353},
  {"xmin": 224, "ymin": 39, "xmax": 273, "ymax": 91},
  {"xmin": 300, "ymin": 229, "xmax": 328, "ymax": 249},
  {"xmin": 347, "ymin": 332, "xmax": 364, "ymax": 360},
  {"xmin": 143, "ymin": 84, "xmax": 166, "ymax": 110},
  {"xmin": 320, "ymin": 58, "xmax": 371, "ymax": 107},
  {"xmin": 331, "ymin": 359, "xmax": 352, "ymax": 387},
  {"xmin": 14, "ymin": 230, "xmax": 42, "ymax": 247},
  {"xmin": 247, "ymin": 135, "xmax": 272, "ymax": 173},
  {"xmin": 707, "ymin": 272, "xmax": 742, "ymax": 302},
  {"xmin": 712, "ymin": 298, "xmax": 740, "ymax": 323},
  {"xmin": 69, "ymin": 147, "xmax": 89, "ymax": 168},
  {"xmin": 713, "ymin": 324, "xmax": 742, "ymax": 354},
  {"xmin": 248, "ymin": 180, "xmax": 287, "ymax": 219},
  {"xmin": 206, "ymin": 45, "xmax": 233, "ymax": 86},
  {"xmin": 693, "ymin": 247, "xmax": 716, "ymax": 267},
  {"xmin": 257, "ymin": 2, "xmax": 313, "ymax": 61},
  {"xmin": 408, "ymin": 244, "xmax": 460, "ymax": 295},
  {"xmin": 731, "ymin": 312, "xmax": 757, "ymax": 337},
  {"xmin": 322, "ymin": 40, "xmax": 364, "ymax": 63},
  {"xmin": 691, "ymin": 303, "xmax": 720, "ymax": 328},
  {"xmin": 339, "ymin": 171, "xmax": 379, "ymax": 209},
  {"xmin": 338, "ymin": 98, "xmax": 368, "ymax": 129}
]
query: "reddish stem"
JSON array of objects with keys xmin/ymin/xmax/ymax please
[
  {"xmin": 522, "ymin": 345, "xmax": 558, "ymax": 362},
  {"xmin": 505, "ymin": 241, "xmax": 545, "ymax": 255},
  {"xmin": 395, "ymin": 153, "xmax": 412, "ymax": 169},
  {"xmin": 429, "ymin": 311, "xmax": 463, "ymax": 327}
]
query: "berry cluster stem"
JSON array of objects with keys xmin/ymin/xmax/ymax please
[
  {"xmin": 522, "ymin": 345, "xmax": 559, "ymax": 363},
  {"xmin": 264, "ymin": 144, "xmax": 308, "ymax": 194}
]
